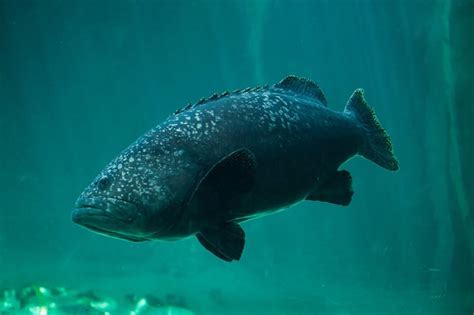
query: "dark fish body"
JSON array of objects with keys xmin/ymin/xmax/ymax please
[{"xmin": 72, "ymin": 76, "xmax": 399, "ymax": 261}]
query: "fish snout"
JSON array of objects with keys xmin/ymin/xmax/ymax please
[{"xmin": 73, "ymin": 196, "xmax": 139, "ymax": 223}]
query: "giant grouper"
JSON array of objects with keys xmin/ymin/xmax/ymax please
[{"xmin": 72, "ymin": 75, "xmax": 399, "ymax": 262}]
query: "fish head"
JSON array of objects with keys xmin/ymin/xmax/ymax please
[{"xmin": 72, "ymin": 145, "xmax": 198, "ymax": 242}]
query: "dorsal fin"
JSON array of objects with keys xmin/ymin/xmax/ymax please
[
  {"xmin": 173, "ymin": 86, "xmax": 267, "ymax": 115},
  {"xmin": 173, "ymin": 75, "xmax": 326, "ymax": 115},
  {"xmin": 274, "ymin": 75, "xmax": 327, "ymax": 106}
]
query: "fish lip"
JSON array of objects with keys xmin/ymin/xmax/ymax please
[
  {"xmin": 73, "ymin": 196, "xmax": 139, "ymax": 223},
  {"xmin": 71, "ymin": 206, "xmax": 113, "ymax": 223},
  {"xmin": 72, "ymin": 205, "xmax": 147, "ymax": 241},
  {"xmin": 73, "ymin": 218, "xmax": 147, "ymax": 242}
]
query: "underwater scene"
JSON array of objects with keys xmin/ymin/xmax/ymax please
[{"xmin": 1, "ymin": 0, "xmax": 473, "ymax": 314}]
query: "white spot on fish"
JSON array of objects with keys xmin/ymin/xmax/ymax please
[
  {"xmin": 196, "ymin": 123, "xmax": 202, "ymax": 129},
  {"xmin": 129, "ymin": 157, "xmax": 135, "ymax": 163},
  {"xmin": 276, "ymin": 96, "xmax": 288, "ymax": 106},
  {"xmin": 263, "ymin": 92, "xmax": 270, "ymax": 101},
  {"xmin": 117, "ymin": 163, "xmax": 123, "ymax": 170}
]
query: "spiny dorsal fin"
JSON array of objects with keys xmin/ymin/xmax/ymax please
[
  {"xmin": 173, "ymin": 86, "xmax": 267, "ymax": 115},
  {"xmin": 173, "ymin": 75, "xmax": 326, "ymax": 115},
  {"xmin": 275, "ymin": 75, "xmax": 327, "ymax": 106}
]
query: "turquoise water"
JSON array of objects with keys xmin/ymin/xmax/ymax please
[{"xmin": 1, "ymin": 1, "xmax": 473, "ymax": 314}]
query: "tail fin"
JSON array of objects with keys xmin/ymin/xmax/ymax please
[{"xmin": 344, "ymin": 89, "xmax": 399, "ymax": 171}]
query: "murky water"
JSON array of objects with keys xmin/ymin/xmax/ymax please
[{"xmin": 1, "ymin": 1, "xmax": 473, "ymax": 314}]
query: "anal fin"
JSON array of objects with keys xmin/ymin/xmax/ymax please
[
  {"xmin": 306, "ymin": 170, "xmax": 353, "ymax": 206},
  {"xmin": 196, "ymin": 221, "xmax": 245, "ymax": 262}
]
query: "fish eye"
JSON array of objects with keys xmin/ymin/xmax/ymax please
[{"xmin": 97, "ymin": 176, "xmax": 111, "ymax": 191}]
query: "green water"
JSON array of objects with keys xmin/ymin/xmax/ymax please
[{"xmin": 1, "ymin": 1, "xmax": 473, "ymax": 314}]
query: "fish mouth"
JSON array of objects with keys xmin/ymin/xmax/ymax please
[
  {"xmin": 73, "ymin": 196, "xmax": 139, "ymax": 223},
  {"xmin": 71, "ymin": 206, "xmax": 114, "ymax": 224},
  {"xmin": 72, "ymin": 203, "xmax": 147, "ymax": 242},
  {"xmin": 72, "ymin": 196, "xmax": 144, "ymax": 239},
  {"xmin": 76, "ymin": 219, "xmax": 147, "ymax": 242}
]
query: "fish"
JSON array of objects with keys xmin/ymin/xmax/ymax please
[{"xmin": 72, "ymin": 75, "xmax": 399, "ymax": 262}]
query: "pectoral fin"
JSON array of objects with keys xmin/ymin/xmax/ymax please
[
  {"xmin": 188, "ymin": 148, "xmax": 257, "ymax": 216},
  {"xmin": 306, "ymin": 170, "xmax": 353, "ymax": 206},
  {"xmin": 189, "ymin": 149, "xmax": 254, "ymax": 261},
  {"xmin": 196, "ymin": 222, "xmax": 245, "ymax": 262},
  {"xmin": 203, "ymin": 148, "xmax": 257, "ymax": 196}
]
